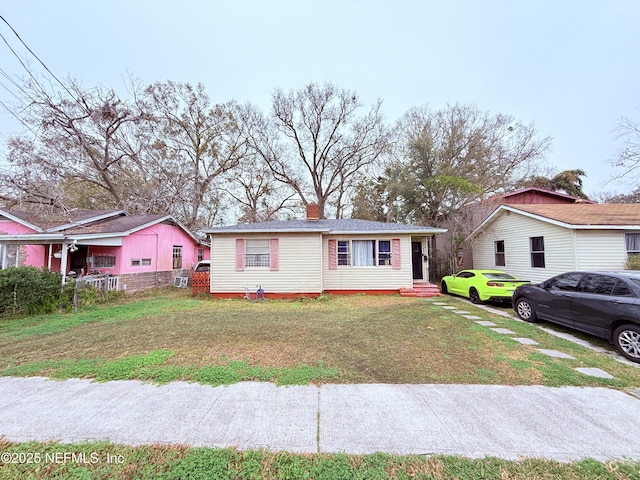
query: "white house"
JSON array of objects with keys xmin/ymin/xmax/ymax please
[
  {"xmin": 203, "ymin": 204, "xmax": 446, "ymax": 298},
  {"xmin": 468, "ymin": 203, "xmax": 640, "ymax": 283}
]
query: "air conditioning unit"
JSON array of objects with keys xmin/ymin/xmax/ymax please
[{"xmin": 173, "ymin": 276, "xmax": 189, "ymax": 288}]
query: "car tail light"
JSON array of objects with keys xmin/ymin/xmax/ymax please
[{"xmin": 487, "ymin": 282, "xmax": 505, "ymax": 287}]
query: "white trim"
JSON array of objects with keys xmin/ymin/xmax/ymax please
[
  {"xmin": 469, "ymin": 204, "xmax": 640, "ymax": 241},
  {"xmin": 47, "ymin": 210, "xmax": 126, "ymax": 232},
  {"xmin": 0, "ymin": 210, "xmax": 43, "ymax": 232}
]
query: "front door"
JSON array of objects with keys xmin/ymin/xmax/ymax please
[{"xmin": 411, "ymin": 241, "xmax": 423, "ymax": 280}]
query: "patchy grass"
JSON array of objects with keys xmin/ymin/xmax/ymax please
[
  {"xmin": 0, "ymin": 440, "xmax": 638, "ymax": 480},
  {"xmin": 1, "ymin": 291, "xmax": 639, "ymax": 389}
]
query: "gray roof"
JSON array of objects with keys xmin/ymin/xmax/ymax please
[{"xmin": 204, "ymin": 219, "xmax": 446, "ymax": 235}]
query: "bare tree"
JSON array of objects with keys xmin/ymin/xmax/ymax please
[
  {"xmin": 361, "ymin": 103, "xmax": 551, "ymax": 278},
  {"xmin": 247, "ymin": 82, "xmax": 391, "ymax": 218},
  {"xmin": 1, "ymin": 79, "xmax": 150, "ymax": 211},
  {"xmin": 611, "ymin": 114, "xmax": 640, "ymax": 182},
  {"xmin": 140, "ymin": 81, "xmax": 248, "ymax": 230}
]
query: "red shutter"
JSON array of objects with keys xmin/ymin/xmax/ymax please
[
  {"xmin": 392, "ymin": 238, "xmax": 401, "ymax": 270},
  {"xmin": 235, "ymin": 239, "xmax": 245, "ymax": 272},
  {"xmin": 270, "ymin": 238, "xmax": 279, "ymax": 271},
  {"xmin": 328, "ymin": 239, "xmax": 337, "ymax": 270}
]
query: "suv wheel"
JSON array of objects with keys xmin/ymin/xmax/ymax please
[
  {"xmin": 515, "ymin": 297, "xmax": 537, "ymax": 322},
  {"xmin": 613, "ymin": 324, "xmax": 640, "ymax": 362}
]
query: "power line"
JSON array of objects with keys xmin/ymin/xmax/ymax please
[{"xmin": 0, "ymin": 15, "xmax": 74, "ymax": 98}]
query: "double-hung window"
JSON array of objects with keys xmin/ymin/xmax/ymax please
[
  {"xmin": 245, "ymin": 239, "xmax": 270, "ymax": 268},
  {"xmin": 378, "ymin": 240, "xmax": 391, "ymax": 266},
  {"xmin": 625, "ymin": 233, "xmax": 640, "ymax": 257},
  {"xmin": 494, "ymin": 240, "xmax": 505, "ymax": 266},
  {"xmin": 173, "ymin": 246, "xmax": 183, "ymax": 269},
  {"xmin": 337, "ymin": 241, "xmax": 350, "ymax": 266},
  {"xmin": 530, "ymin": 236, "xmax": 545, "ymax": 268}
]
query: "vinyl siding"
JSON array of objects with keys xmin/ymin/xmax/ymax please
[
  {"xmin": 322, "ymin": 235, "xmax": 414, "ymax": 290},
  {"xmin": 574, "ymin": 230, "xmax": 627, "ymax": 270},
  {"xmin": 472, "ymin": 212, "xmax": 576, "ymax": 282},
  {"xmin": 210, "ymin": 233, "xmax": 323, "ymax": 294}
]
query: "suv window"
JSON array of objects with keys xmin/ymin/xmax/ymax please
[
  {"xmin": 581, "ymin": 274, "xmax": 618, "ymax": 295},
  {"xmin": 611, "ymin": 280, "xmax": 633, "ymax": 296},
  {"xmin": 547, "ymin": 272, "xmax": 582, "ymax": 291}
]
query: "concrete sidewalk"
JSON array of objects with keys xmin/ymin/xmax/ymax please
[{"xmin": 1, "ymin": 377, "xmax": 639, "ymax": 462}]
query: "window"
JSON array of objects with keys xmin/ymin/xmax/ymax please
[
  {"xmin": 581, "ymin": 274, "xmax": 618, "ymax": 295},
  {"xmin": 197, "ymin": 248, "xmax": 204, "ymax": 262},
  {"xmin": 378, "ymin": 240, "xmax": 391, "ymax": 266},
  {"xmin": 335, "ymin": 240, "xmax": 393, "ymax": 267},
  {"xmin": 245, "ymin": 239, "xmax": 270, "ymax": 268},
  {"xmin": 494, "ymin": 240, "xmax": 505, "ymax": 266},
  {"xmin": 547, "ymin": 272, "xmax": 582, "ymax": 291},
  {"xmin": 581, "ymin": 274, "xmax": 632, "ymax": 296},
  {"xmin": 94, "ymin": 255, "xmax": 115, "ymax": 268},
  {"xmin": 337, "ymin": 241, "xmax": 350, "ymax": 266},
  {"xmin": 173, "ymin": 246, "xmax": 183, "ymax": 269},
  {"xmin": 1, "ymin": 244, "xmax": 19, "ymax": 269},
  {"xmin": 530, "ymin": 236, "xmax": 545, "ymax": 268},
  {"xmin": 352, "ymin": 240, "xmax": 375, "ymax": 266},
  {"xmin": 626, "ymin": 233, "xmax": 640, "ymax": 257},
  {"xmin": 131, "ymin": 258, "xmax": 152, "ymax": 267}
]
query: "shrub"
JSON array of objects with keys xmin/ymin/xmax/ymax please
[
  {"xmin": 0, "ymin": 267, "xmax": 63, "ymax": 316},
  {"xmin": 625, "ymin": 254, "xmax": 640, "ymax": 270}
]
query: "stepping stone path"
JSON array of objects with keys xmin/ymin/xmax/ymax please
[
  {"xmin": 490, "ymin": 328, "xmax": 516, "ymax": 335},
  {"xmin": 537, "ymin": 349, "xmax": 575, "ymax": 360},
  {"xmin": 433, "ymin": 301, "xmax": 616, "ymax": 380},
  {"xmin": 575, "ymin": 368, "xmax": 615, "ymax": 379}
]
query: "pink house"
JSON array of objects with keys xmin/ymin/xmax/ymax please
[{"xmin": 0, "ymin": 209, "xmax": 209, "ymax": 292}]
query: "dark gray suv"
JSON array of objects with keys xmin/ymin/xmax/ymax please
[{"xmin": 513, "ymin": 271, "xmax": 640, "ymax": 363}]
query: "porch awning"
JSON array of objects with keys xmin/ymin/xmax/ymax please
[{"xmin": 0, "ymin": 234, "xmax": 65, "ymax": 244}]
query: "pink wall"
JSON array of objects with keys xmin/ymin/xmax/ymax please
[
  {"xmin": 106, "ymin": 223, "xmax": 209, "ymax": 274},
  {"xmin": 0, "ymin": 219, "xmax": 47, "ymax": 268},
  {"xmin": 1, "ymin": 218, "xmax": 209, "ymax": 275}
]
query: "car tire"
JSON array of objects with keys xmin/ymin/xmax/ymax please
[
  {"xmin": 613, "ymin": 324, "xmax": 640, "ymax": 363},
  {"xmin": 441, "ymin": 281, "xmax": 448, "ymax": 294},
  {"xmin": 469, "ymin": 287, "xmax": 482, "ymax": 304},
  {"xmin": 515, "ymin": 297, "xmax": 537, "ymax": 322}
]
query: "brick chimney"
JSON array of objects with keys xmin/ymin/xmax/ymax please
[{"xmin": 306, "ymin": 203, "xmax": 320, "ymax": 221}]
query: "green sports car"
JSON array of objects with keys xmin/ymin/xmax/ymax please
[{"xmin": 440, "ymin": 269, "xmax": 530, "ymax": 304}]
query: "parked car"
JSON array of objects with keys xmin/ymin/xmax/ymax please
[
  {"xmin": 513, "ymin": 271, "xmax": 640, "ymax": 363},
  {"xmin": 194, "ymin": 260, "xmax": 210, "ymax": 273},
  {"xmin": 440, "ymin": 269, "xmax": 530, "ymax": 304}
]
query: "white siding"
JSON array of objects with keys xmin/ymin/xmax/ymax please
[
  {"xmin": 210, "ymin": 233, "xmax": 323, "ymax": 294},
  {"xmin": 574, "ymin": 230, "xmax": 627, "ymax": 270},
  {"xmin": 322, "ymin": 235, "xmax": 414, "ymax": 291},
  {"xmin": 471, "ymin": 212, "xmax": 576, "ymax": 282}
]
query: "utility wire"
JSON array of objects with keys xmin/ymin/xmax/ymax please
[{"xmin": 0, "ymin": 15, "xmax": 74, "ymax": 98}]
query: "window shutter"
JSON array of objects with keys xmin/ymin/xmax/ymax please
[
  {"xmin": 328, "ymin": 239, "xmax": 337, "ymax": 270},
  {"xmin": 235, "ymin": 239, "xmax": 245, "ymax": 272},
  {"xmin": 392, "ymin": 238, "xmax": 401, "ymax": 270},
  {"xmin": 270, "ymin": 238, "xmax": 279, "ymax": 271}
]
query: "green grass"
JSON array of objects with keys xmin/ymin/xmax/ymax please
[
  {"xmin": 0, "ymin": 350, "xmax": 338, "ymax": 386},
  {"xmin": 1, "ymin": 291, "xmax": 640, "ymax": 389},
  {"xmin": 1, "ymin": 441, "xmax": 639, "ymax": 480}
]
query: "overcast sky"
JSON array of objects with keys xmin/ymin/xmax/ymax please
[{"xmin": 1, "ymin": 0, "xmax": 639, "ymax": 197}]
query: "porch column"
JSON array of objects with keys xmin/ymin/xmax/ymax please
[{"xmin": 60, "ymin": 243, "xmax": 69, "ymax": 282}]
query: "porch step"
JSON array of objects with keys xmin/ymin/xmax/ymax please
[{"xmin": 399, "ymin": 283, "xmax": 444, "ymax": 298}]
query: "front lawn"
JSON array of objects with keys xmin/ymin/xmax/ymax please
[{"xmin": 1, "ymin": 290, "xmax": 639, "ymax": 389}]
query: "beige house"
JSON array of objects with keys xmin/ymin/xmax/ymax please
[
  {"xmin": 203, "ymin": 205, "xmax": 446, "ymax": 298},
  {"xmin": 468, "ymin": 203, "xmax": 640, "ymax": 283}
]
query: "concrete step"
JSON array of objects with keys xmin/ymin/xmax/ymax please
[{"xmin": 398, "ymin": 284, "xmax": 444, "ymax": 298}]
